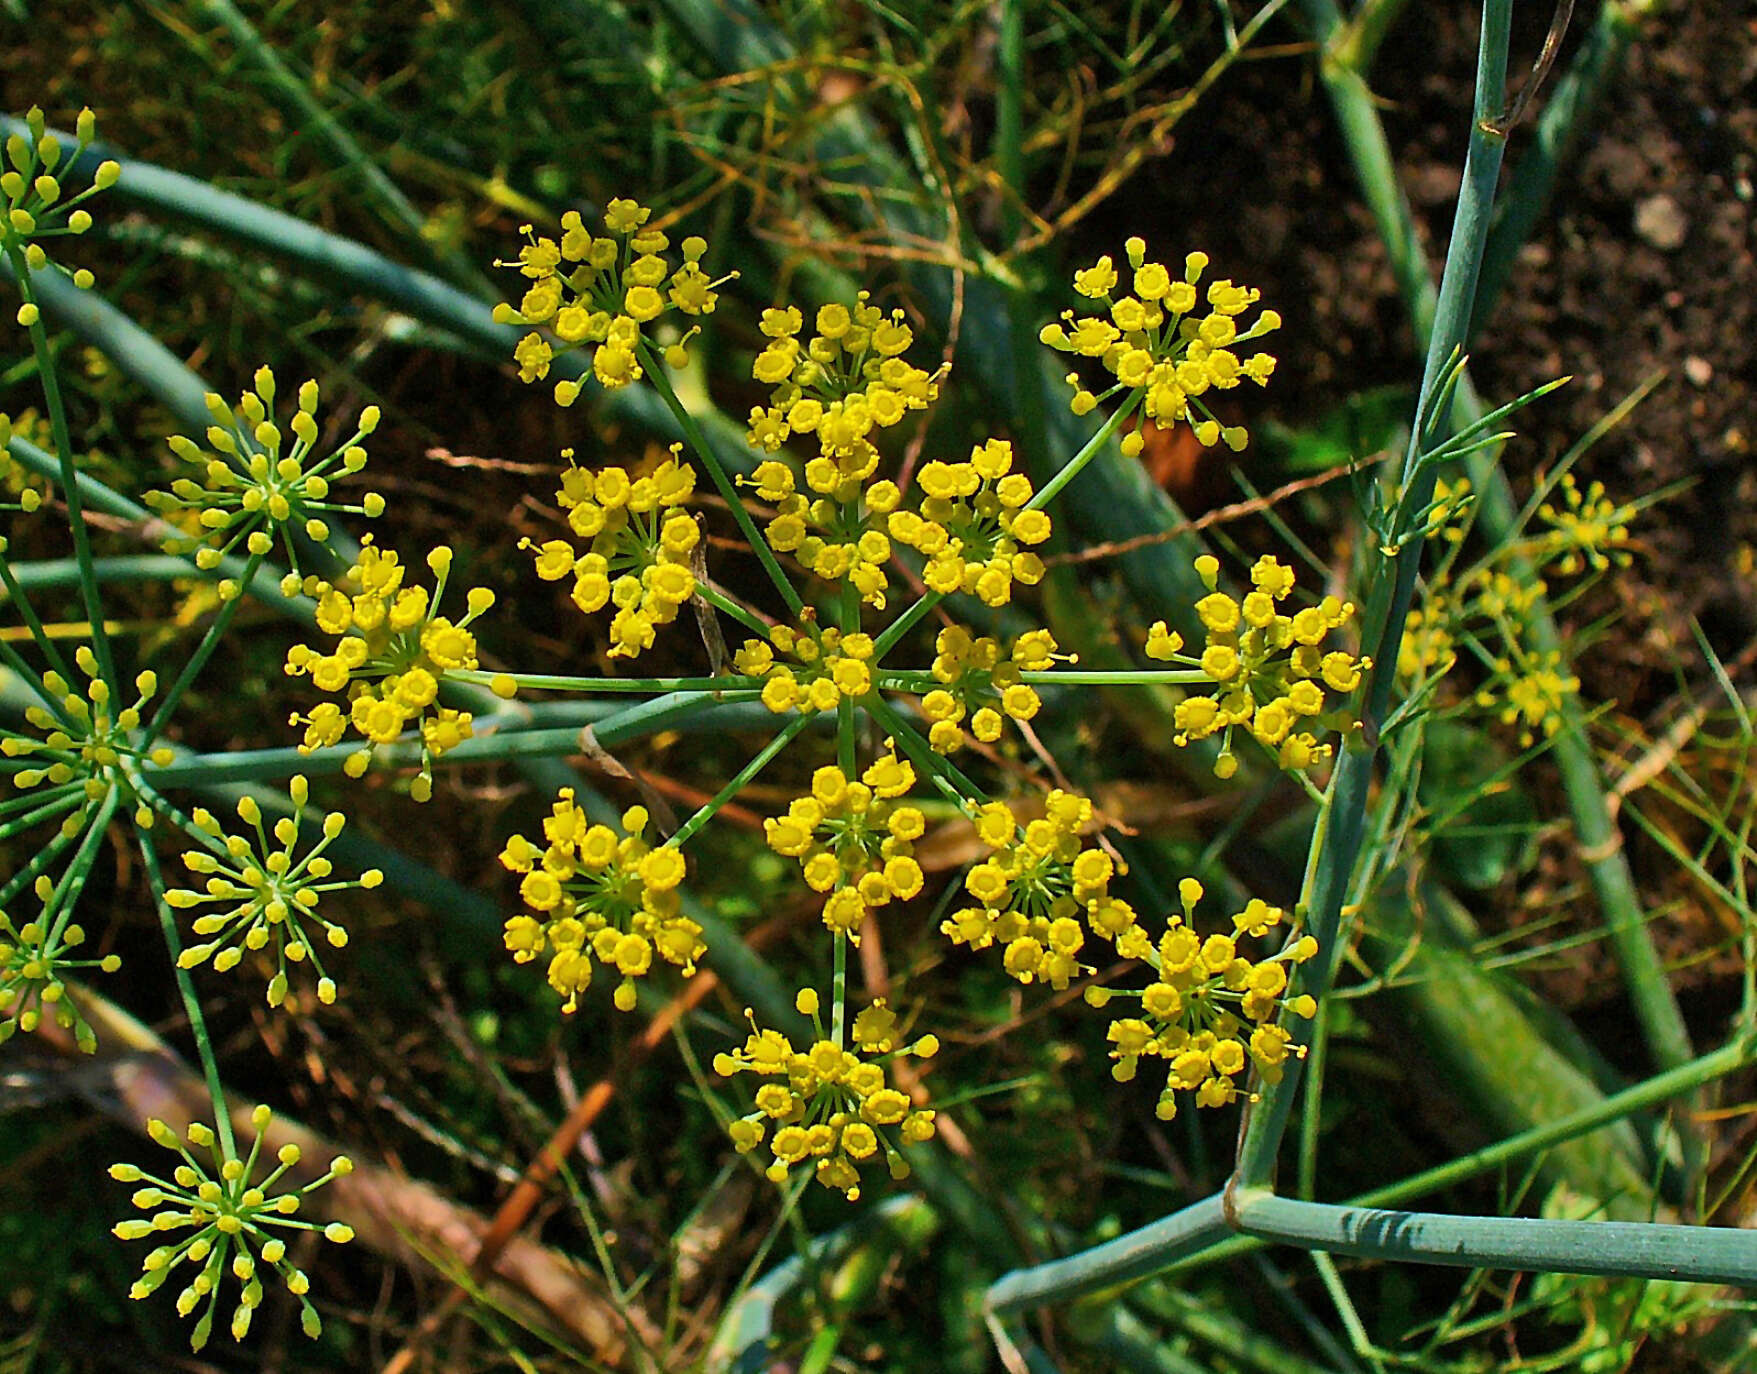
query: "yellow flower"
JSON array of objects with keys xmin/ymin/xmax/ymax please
[
  {"xmin": 716, "ymin": 1000, "xmax": 938, "ymax": 1199},
  {"xmin": 495, "ymin": 203, "xmax": 732, "ymax": 403},
  {"xmin": 742, "ymin": 620, "xmax": 876, "ymax": 716},
  {"xmin": 283, "ymin": 540, "xmax": 494, "ymax": 800},
  {"xmin": 942, "ymin": 791, "xmax": 1137, "ymax": 987},
  {"xmin": 1537, "ymin": 471, "xmax": 1636, "ymax": 577},
  {"xmin": 1044, "ymin": 242, "xmax": 1278, "ymax": 450},
  {"xmin": 1087, "ymin": 880, "xmax": 1317, "ymax": 1119},
  {"xmin": 168, "ymin": 778, "xmax": 380, "ymax": 1008},
  {"xmin": 764, "ymin": 749, "xmax": 923, "ymax": 940},
  {"xmin": 499, "ymin": 793, "xmax": 705, "ymax": 1013},
  {"xmin": 110, "ymin": 1105, "xmax": 353, "ymax": 1350},
  {"xmin": 744, "ymin": 290, "xmax": 940, "ymax": 454},
  {"xmin": 1149, "ymin": 556, "xmax": 1367, "ymax": 776},
  {"xmin": 887, "ymin": 441, "xmax": 1049, "ymax": 609},
  {"xmin": 523, "ymin": 446, "xmax": 697, "ymax": 659}
]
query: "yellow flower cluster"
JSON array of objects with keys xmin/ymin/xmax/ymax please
[
  {"xmin": 716, "ymin": 988, "xmax": 938, "ymax": 1200},
  {"xmin": 2, "ymin": 646, "xmax": 173, "ymax": 831},
  {"xmin": 745, "ymin": 454, "xmax": 900, "ymax": 607},
  {"xmin": 1397, "ymin": 596, "xmax": 1458, "ymax": 684},
  {"xmin": 500, "ymin": 794, "xmax": 704, "ymax": 1013},
  {"xmin": 745, "ymin": 297, "xmax": 941, "ymax": 460},
  {"xmin": 110, "ymin": 1106, "xmax": 354, "ymax": 1350},
  {"xmin": 1537, "ymin": 471, "xmax": 1635, "ymax": 576},
  {"xmin": 1088, "ymin": 878, "xmax": 1318, "ymax": 1120},
  {"xmin": 3, "ymin": 106, "xmax": 119, "ymax": 295},
  {"xmin": 763, "ymin": 751, "xmax": 925, "ymax": 939},
  {"xmin": 1145, "ymin": 554, "xmax": 1366, "ymax": 777},
  {"xmin": 283, "ymin": 542, "xmax": 491, "ymax": 800},
  {"xmin": 146, "ymin": 370, "xmax": 385, "ymax": 599},
  {"xmin": 1478, "ymin": 649, "xmax": 1579, "ymax": 748},
  {"xmin": 526, "ymin": 447, "xmax": 698, "ymax": 658},
  {"xmin": 494, "ymin": 198, "xmax": 728, "ymax": 402},
  {"xmin": 918, "ymin": 627, "xmax": 1061, "ymax": 753},
  {"xmin": 941, "ymin": 791, "xmax": 1139, "ymax": 989},
  {"xmin": 886, "ymin": 439, "xmax": 1050, "ymax": 606},
  {"xmin": 1041, "ymin": 239, "xmax": 1279, "ymax": 454},
  {"xmin": 737, "ymin": 619, "xmax": 875, "ymax": 715},
  {"xmin": 1, "ymin": 909, "xmax": 120, "ymax": 1052},
  {"xmin": 166, "ymin": 779, "xmax": 383, "ymax": 1008}
]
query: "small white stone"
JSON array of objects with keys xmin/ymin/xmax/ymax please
[{"xmin": 1633, "ymin": 194, "xmax": 1688, "ymax": 251}]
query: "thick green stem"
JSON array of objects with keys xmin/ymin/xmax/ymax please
[
  {"xmin": 1311, "ymin": 0, "xmax": 1698, "ymax": 1126},
  {"xmin": 986, "ymin": 1195, "xmax": 1232, "ymax": 1316},
  {"xmin": 1230, "ymin": 0, "xmax": 1515, "ymax": 1197},
  {"xmin": 1231, "ymin": 1191, "xmax": 1757, "ymax": 1286},
  {"xmin": 988, "ymin": 1037, "xmax": 1751, "ymax": 1309}
]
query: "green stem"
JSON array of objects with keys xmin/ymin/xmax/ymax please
[
  {"xmin": 1230, "ymin": 1190, "xmax": 1757, "ymax": 1287},
  {"xmin": 642, "ymin": 353, "xmax": 804, "ymax": 619},
  {"xmin": 1311, "ymin": 0, "xmax": 1699, "ymax": 1138},
  {"xmin": 0, "ymin": 821, "xmax": 75, "ymax": 911},
  {"xmin": 988, "ymin": 1037, "xmax": 1751, "ymax": 1310},
  {"xmin": 0, "ymin": 550, "xmax": 78, "ymax": 689},
  {"xmin": 40, "ymin": 786, "xmax": 120, "ymax": 953},
  {"xmin": 663, "ymin": 713, "xmax": 810, "ymax": 850},
  {"xmin": 143, "ymin": 552, "xmax": 265, "ymax": 743},
  {"xmin": 987, "ymin": 1195, "xmax": 1232, "ymax": 1316},
  {"xmin": 1019, "ymin": 669, "xmax": 1206, "ymax": 686},
  {"xmin": 135, "ymin": 806, "xmax": 235, "ymax": 1159},
  {"xmin": 4, "ymin": 243, "xmax": 116, "ymax": 691},
  {"xmin": 0, "ymin": 591, "xmax": 76, "ymax": 716},
  {"xmin": 146, "ymin": 692, "xmax": 766, "ymax": 789},
  {"xmin": 831, "ymin": 932, "xmax": 847, "ymax": 1049},
  {"xmin": 451, "ymin": 670, "xmax": 759, "ymax": 695},
  {"xmin": 0, "ymin": 787, "xmax": 86, "ymax": 839},
  {"xmin": 1, "ymin": 553, "xmax": 217, "ymax": 592},
  {"xmin": 1230, "ymin": 0, "xmax": 1516, "ymax": 1197},
  {"xmin": 862, "ymin": 695, "xmax": 985, "ymax": 806},
  {"xmin": 871, "ymin": 589, "xmax": 943, "ymax": 662},
  {"xmin": 694, "ymin": 581, "xmax": 772, "ymax": 639},
  {"xmin": 1024, "ymin": 393, "xmax": 1139, "ymax": 513}
]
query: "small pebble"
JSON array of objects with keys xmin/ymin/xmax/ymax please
[
  {"xmin": 1634, "ymin": 194, "xmax": 1689, "ymax": 251},
  {"xmin": 1684, "ymin": 356, "xmax": 1714, "ymax": 387}
]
